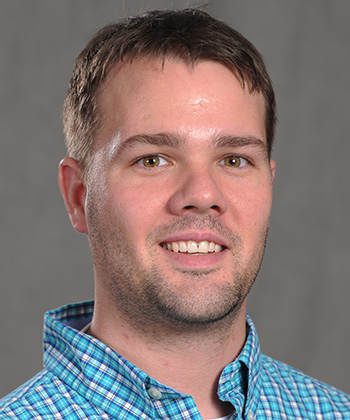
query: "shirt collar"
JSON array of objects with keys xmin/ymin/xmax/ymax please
[
  {"xmin": 217, "ymin": 314, "xmax": 262, "ymax": 418},
  {"xmin": 44, "ymin": 301, "xmax": 262, "ymax": 419}
]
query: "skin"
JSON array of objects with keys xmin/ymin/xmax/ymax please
[{"xmin": 59, "ymin": 57, "xmax": 275, "ymax": 418}]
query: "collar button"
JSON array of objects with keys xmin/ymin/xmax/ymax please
[{"xmin": 147, "ymin": 387, "xmax": 162, "ymax": 400}]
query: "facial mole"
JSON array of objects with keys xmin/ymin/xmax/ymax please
[{"xmin": 141, "ymin": 112, "xmax": 152, "ymax": 120}]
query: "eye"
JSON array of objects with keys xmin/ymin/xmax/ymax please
[
  {"xmin": 219, "ymin": 155, "xmax": 249, "ymax": 168},
  {"xmin": 137, "ymin": 155, "xmax": 168, "ymax": 168}
]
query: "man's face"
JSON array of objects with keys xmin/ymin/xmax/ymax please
[{"xmin": 82, "ymin": 58, "xmax": 275, "ymax": 330}]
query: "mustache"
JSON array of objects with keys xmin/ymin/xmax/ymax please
[{"xmin": 147, "ymin": 215, "xmax": 242, "ymax": 248}]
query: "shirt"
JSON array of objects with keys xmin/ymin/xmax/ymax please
[{"xmin": 0, "ymin": 300, "xmax": 349, "ymax": 419}]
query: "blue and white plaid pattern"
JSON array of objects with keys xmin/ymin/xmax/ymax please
[{"xmin": 1, "ymin": 301, "xmax": 349, "ymax": 419}]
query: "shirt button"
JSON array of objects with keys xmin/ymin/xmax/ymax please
[
  {"xmin": 247, "ymin": 413, "xmax": 255, "ymax": 420},
  {"xmin": 147, "ymin": 387, "xmax": 162, "ymax": 399}
]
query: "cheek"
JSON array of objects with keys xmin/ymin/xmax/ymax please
[
  {"xmin": 225, "ymin": 180, "xmax": 272, "ymax": 229},
  {"xmin": 108, "ymin": 180, "xmax": 167, "ymax": 234}
]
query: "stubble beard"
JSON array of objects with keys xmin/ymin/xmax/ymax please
[{"xmin": 88, "ymin": 208, "xmax": 268, "ymax": 336}]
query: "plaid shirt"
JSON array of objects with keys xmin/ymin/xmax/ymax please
[{"xmin": 1, "ymin": 301, "xmax": 349, "ymax": 419}]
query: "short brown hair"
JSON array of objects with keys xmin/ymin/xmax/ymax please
[{"xmin": 63, "ymin": 9, "xmax": 276, "ymax": 172}]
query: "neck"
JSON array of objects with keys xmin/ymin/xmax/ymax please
[{"xmin": 88, "ymin": 293, "xmax": 247, "ymax": 419}]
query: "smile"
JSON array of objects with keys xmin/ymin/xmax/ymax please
[{"xmin": 160, "ymin": 240, "xmax": 224, "ymax": 254}]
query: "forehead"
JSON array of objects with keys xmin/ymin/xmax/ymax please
[{"xmin": 97, "ymin": 57, "xmax": 266, "ymax": 149}]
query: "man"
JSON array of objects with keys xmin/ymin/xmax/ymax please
[{"xmin": 0, "ymin": 8, "xmax": 349, "ymax": 420}]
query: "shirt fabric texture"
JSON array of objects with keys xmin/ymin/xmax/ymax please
[{"xmin": 1, "ymin": 300, "xmax": 349, "ymax": 419}]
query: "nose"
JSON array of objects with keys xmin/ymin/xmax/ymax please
[{"xmin": 168, "ymin": 167, "xmax": 228, "ymax": 217}]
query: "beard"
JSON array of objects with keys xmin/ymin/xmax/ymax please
[{"xmin": 87, "ymin": 204, "xmax": 268, "ymax": 334}]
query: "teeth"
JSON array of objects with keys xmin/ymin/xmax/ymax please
[
  {"xmin": 198, "ymin": 241, "xmax": 208, "ymax": 253},
  {"xmin": 179, "ymin": 241, "xmax": 187, "ymax": 252},
  {"xmin": 214, "ymin": 244, "xmax": 221, "ymax": 252},
  {"xmin": 188, "ymin": 240, "xmax": 198, "ymax": 253},
  {"xmin": 161, "ymin": 240, "xmax": 224, "ymax": 254}
]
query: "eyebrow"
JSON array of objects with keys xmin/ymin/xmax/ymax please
[
  {"xmin": 110, "ymin": 132, "xmax": 267, "ymax": 160},
  {"xmin": 213, "ymin": 135, "xmax": 267, "ymax": 152},
  {"xmin": 110, "ymin": 133, "xmax": 184, "ymax": 160}
]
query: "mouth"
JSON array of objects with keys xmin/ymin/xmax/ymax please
[{"xmin": 160, "ymin": 240, "xmax": 225, "ymax": 254}]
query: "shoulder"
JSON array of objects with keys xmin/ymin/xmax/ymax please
[
  {"xmin": 0, "ymin": 370, "xmax": 63, "ymax": 419},
  {"xmin": 259, "ymin": 354, "xmax": 350, "ymax": 418},
  {"xmin": 0, "ymin": 370, "xmax": 94, "ymax": 420}
]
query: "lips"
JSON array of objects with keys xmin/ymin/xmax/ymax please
[{"xmin": 160, "ymin": 240, "xmax": 224, "ymax": 254}]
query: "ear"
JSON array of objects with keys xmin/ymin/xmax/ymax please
[
  {"xmin": 269, "ymin": 159, "xmax": 276, "ymax": 183},
  {"xmin": 58, "ymin": 157, "xmax": 88, "ymax": 233}
]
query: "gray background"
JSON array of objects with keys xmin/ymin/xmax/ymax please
[{"xmin": 1, "ymin": 0, "xmax": 349, "ymax": 398}]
